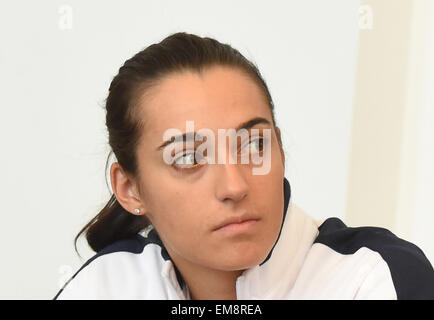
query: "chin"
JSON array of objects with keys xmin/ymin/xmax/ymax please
[{"xmin": 217, "ymin": 246, "xmax": 270, "ymax": 271}]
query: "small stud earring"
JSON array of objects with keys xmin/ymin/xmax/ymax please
[{"xmin": 134, "ymin": 208, "xmax": 141, "ymax": 214}]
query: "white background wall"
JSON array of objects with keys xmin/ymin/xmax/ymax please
[
  {"xmin": 410, "ymin": 0, "xmax": 434, "ymax": 272},
  {"xmin": 2, "ymin": 0, "xmax": 430, "ymax": 299},
  {"xmin": 344, "ymin": 0, "xmax": 434, "ymax": 269}
]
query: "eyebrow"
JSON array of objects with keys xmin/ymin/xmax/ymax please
[{"xmin": 156, "ymin": 116, "xmax": 272, "ymax": 151}]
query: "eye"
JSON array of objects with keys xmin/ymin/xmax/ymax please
[
  {"xmin": 173, "ymin": 150, "xmax": 206, "ymax": 170},
  {"xmin": 247, "ymin": 137, "xmax": 264, "ymax": 154},
  {"xmin": 242, "ymin": 137, "xmax": 265, "ymax": 155}
]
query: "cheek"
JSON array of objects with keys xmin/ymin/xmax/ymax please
[
  {"xmin": 148, "ymin": 191, "xmax": 206, "ymax": 242},
  {"xmin": 253, "ymin": 178, "xmax": 286, "ymax": 246}
]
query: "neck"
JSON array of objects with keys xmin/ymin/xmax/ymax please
[
  {"xmin": 167, "ymin": 247, "xmax": 245, "ymax": 300},
  {"xmin": 188, "ymin": 269, "xmax": 244, "ymax": 300}
]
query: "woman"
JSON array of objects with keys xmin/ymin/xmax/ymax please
[{"xmin": 54, "ymin": 32, "xmax": 434, "ymax": 300}]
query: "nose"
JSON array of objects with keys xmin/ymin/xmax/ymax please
[{"xmin": 214, "ymin": 161, "xmax": 249, "ymax": 203}]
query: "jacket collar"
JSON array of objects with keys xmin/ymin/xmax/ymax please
[{"xmin": 236, "ymin": 190, "xmax": 320, "ymax": 298}]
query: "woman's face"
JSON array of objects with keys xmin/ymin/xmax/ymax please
[{"xmin": 133, "ymin": 65, "xmax": 285, "ymax": 271}]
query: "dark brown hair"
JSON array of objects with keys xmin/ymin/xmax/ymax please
[{"xmin": 74, "ymin": 31, "xmax": 279, "ymax": 256}]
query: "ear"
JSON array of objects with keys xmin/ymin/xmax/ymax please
[
  {"xmin": 274, "ymin": 126, "xmax": 285, "ymax": 169},
  {"xmin": 110, "ymin": 162, "xmax": 148, "ymax": 216}
]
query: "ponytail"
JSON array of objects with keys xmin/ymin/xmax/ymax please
[{"xmin": 74, "ymin": 194, "xmax": 150, "ymax": 256}]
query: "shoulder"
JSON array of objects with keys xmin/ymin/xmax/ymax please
[
  {"xmin": 314, "ymin": 217, "xmax": 434, "ymax": 299},
  {"xmin": 54, "ymin": 230, "xmax": 165, "ymax": 299}
]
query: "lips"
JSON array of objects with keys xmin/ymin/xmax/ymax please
[{"xmin": 213, "ymin": 213, "xmax": 260, "ymax": 231}]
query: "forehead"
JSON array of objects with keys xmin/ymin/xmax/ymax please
[{"xmin": 139, "ymin": 66, "xmax": 272, "ymax": 143}]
